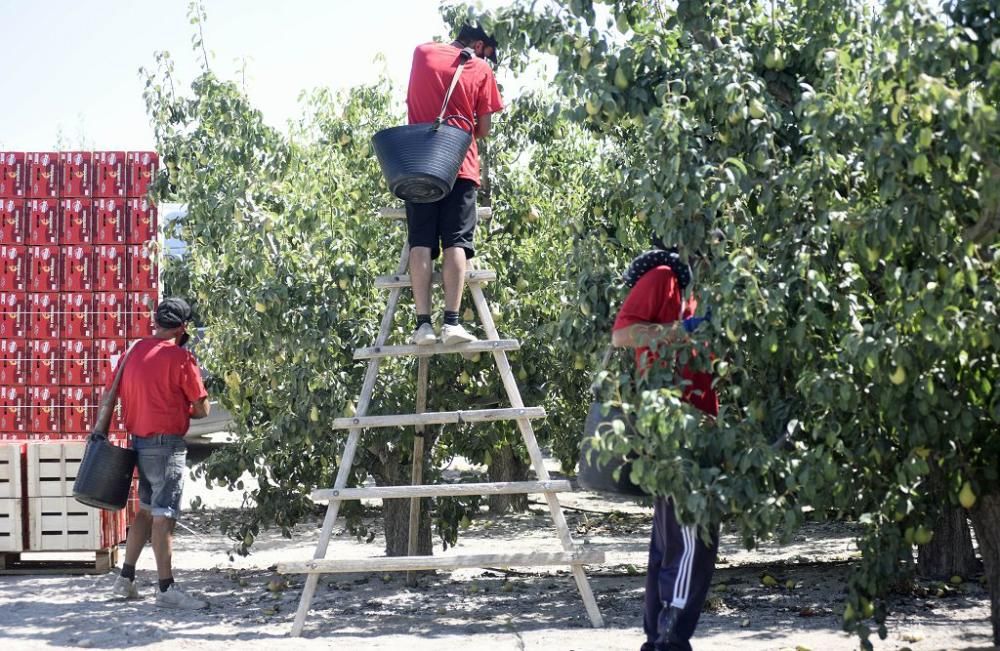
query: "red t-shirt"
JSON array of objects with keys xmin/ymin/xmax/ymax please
[
  {"xmin": 406, "ymin": 42, "xmax": 504, "ymax": 186},
  {"xmin": 612, "ymin": 266, "xmax": 719, "ymax": 416},
  {"xmin": 110, "ymin": 337, "xmax": 208, "ymax": 437}
]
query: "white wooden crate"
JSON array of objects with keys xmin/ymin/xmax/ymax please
[
  {"xmin": 27, "ymin": 442, "xmax": 86, "ymax": 498},
  {"xmin": 0, "ymin": 498, "xmax": 24, "ymax": 552},
  {"xmin": 0, "ymin": 444, "xmax": 22, "ymax": 499},
  {"xmin": 28, "ymin": 496, "xmax": 102, "ymax": 551}
]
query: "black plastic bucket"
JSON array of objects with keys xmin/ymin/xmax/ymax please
[
  {"xmin": 372, "ymin": 115, "xmax": 473, "ymax": 204},
  {"xmin": 577, "ymin": 401, "xmax": 646, "ymax": 496},
  {"xmin": 73, "ymin": 434, "xmax": 136, "ymax": 511}
]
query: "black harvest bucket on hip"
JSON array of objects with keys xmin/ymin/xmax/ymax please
[
  {"xmin": 372, "ymin": 115, "xmax": 473, "ymax": 203},
  {"xmin": 73, "ymin": 434, "xmax": 136, "ymax": 511}
]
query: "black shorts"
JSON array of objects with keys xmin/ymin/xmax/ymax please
[{"xmin": 405, "ymin": 179, "xmax": 478, "ymax": 260}]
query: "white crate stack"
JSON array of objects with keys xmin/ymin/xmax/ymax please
[
  {"xmin": 0, "ymin": 444, "xmax": 24, "ymax": 551},
  {"xmin": 26, "ymin": 442, "xmax": 105, "ymax": 550}
]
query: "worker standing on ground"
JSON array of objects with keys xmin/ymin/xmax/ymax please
[
  {"xmin": 108, "ymin": 298, "xmax": 211, "ymax": 609},
  {"xmin": 612, "ymin": 242, "xmax": 718, "ymax": 651},
  {"xmin": 405, "ymin": 24, "xmax": 504, "ymax": 346}
]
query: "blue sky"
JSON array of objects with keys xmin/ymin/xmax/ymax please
[{"xmin": 0, "ymin": 0, "xmax": 512, "ymax": 151}]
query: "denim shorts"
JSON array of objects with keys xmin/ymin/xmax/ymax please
[{"xmin": 131, "ymin": 434, "xmax": 187, "ymax": 520}]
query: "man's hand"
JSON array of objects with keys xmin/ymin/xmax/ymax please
[{"xmin": 190, "ymin": 397, "xmax": 210, "ymax": 419}]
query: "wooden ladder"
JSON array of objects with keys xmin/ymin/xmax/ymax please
[{"xmin": 280, "ymin": 207, "xmax": 605, "ymax": 636}]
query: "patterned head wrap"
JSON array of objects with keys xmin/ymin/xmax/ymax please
[{"xmin": 622, "ymin": 248, "xmax": 691, "ymax": 290}]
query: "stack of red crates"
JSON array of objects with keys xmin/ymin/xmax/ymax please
[{"xmin": 1, "ymin": 150, "xmax": 159, "ymax": 546}]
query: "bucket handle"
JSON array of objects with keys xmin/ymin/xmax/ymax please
[
  {"xmin": 432, "ymin": 48, "xmax": 474, "ymax": 132},
  {"xmin": 439, "ymin": 114, "xmax": 474, "ymax": 134}
]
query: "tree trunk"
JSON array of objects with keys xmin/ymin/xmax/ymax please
[
  {"xmin": 371, "ymin": 443, "xmax": 434, "ymax": 557},
  {"xmin": 487, "ymin": 441, "xmax": 530, "ymax": 514},
  {"xmin": 969, "ymin": 492, "xmax": 1000, "ymax": 646},
  {"xmin": 917, "ymin": 504, "xmax": 979, "ymax": 579}
]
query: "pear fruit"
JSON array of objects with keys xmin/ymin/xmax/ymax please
[{"xmin": 958, "ymin": 481, "xmax": 976, "ymax": 509}]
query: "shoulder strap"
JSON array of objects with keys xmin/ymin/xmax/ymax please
[
  {"xmin": 434, "ymin": 47, "xmax": 474, "ymax": 129},
  {"xmin": 91, "ymin": 340, "xmax": 141, "ymax": 438}
]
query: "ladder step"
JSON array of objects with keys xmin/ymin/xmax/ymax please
[
  {"xmin": 312, "ymin": 480, "xmax": 572, "ymax": 502},
  {"xmin": 380, "ymin": 206, "xmax": 492, "ymax": 222},
  {"xmin": 332, "ymin": 407, "xmax": 545, "ymax": 430},
  {"xmin": 279, "ymin": 549, "xmax": 605, "ymax": 575},
  {"xmin": 375, "ymin": 269, "xmax": 496, "ymax": 289},
  {"xmin": 354, "ymin": 339, "xmax": 519, "ymax": 360}
]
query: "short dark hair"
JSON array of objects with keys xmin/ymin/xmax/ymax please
[{"xmin": 456, "ymin": 24, "xmax": 498, "ymax": 63}]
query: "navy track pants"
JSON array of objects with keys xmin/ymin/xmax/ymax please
[{"xmin": 642, "ymin": 497, "xmax": 718, "ymax": 650}]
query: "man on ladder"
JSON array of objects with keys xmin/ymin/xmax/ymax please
[{"xmin": 405, "ymin": 24, "xmax": 504, "ymax": 346}]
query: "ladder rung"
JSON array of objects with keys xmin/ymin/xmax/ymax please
[
  {"xmin": 312, "ymin": 479, "xmax": 572, "ymax": 501},
  {"xmin": 332, "ymin": 407, "xmax": 545, "ymax": 430},
  {"xmin": 354, "ymin": 339, "xmax": 519, "ymax": 360},
  {"xmin": 380, "ymin": 206, "xmax": 492, "ymax": 221},
  {"xmin": 279, "ymin": 549, "xmax": 605, "ymax": 575},
  {"xmin": 375, "ymin": 269, "xmax": 496, "ymax": 289}
]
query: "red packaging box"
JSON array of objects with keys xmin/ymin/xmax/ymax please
[
  {"xmin": 61, "ymin": 244, "xmax": 93, "ymax": 292},
  {"xmin": 0, "ymin": 338, "xmax": 27, "ymax": 385},
  {"xmin": 59, "ymin": 151, "xmax": 93, "ymax": 198},
  {"xmin": 95, "ymin": 338, "xmax": 126, "ymax": 386},
  {"xmin": 95, "ymin": 293, "xmax": 126, "ymax": 339},
  {"xmin": 28, "ymin": 293, "xmax": 59, "ymax": 340},
  {"xmin": 61, "ymin": 386, "xmax": 98, "ymax": 434},
  {"xmin": 28, "ymin": 386, "xmax": 60, "ymax": 435},
  {"xmin": 60, "ymin": 292, "xmax": 93, "ymax": 339},
  {"xmin": 0, "ymin": 245, "xmax": 27, "ymax": 292},
  {"xmin": 126, "ymin": 291, "xmax": 156, "ymax": 337},
  {"xmin": 61, "ymin": 339, "xmax": 94, "ymax": 386},
  {"xmin": 28, "ymin": 338, "xmax": 60, "ymax": 385},
  {"xmin": 94, "ymin": 245, "xmax": 126, "ymax": 291},
  {"xmin": 126, "ymin": 151, "xmax": 158, "ymax": 199},
  {"xmin": 126, "ymin": 197, "xmax": 157, "ymax": 244},
  {"xmin": 93, "ymin": 152, "xmax": 125, "ymax": 199},
  {"xmin": 26, "ymin": 152, "xmax": 58, "ymax": 199},
  {"xmin": 60, "ymin": 198, "xmax": 93, "ymax": 244},
  {"xmin": 0, "ymin": 152, "xmax": 26, "ymax": 199},
  {"xmin": 110, "ymin": 400, "xmax": 126, "ymax": 433},
  {"xmin": 93, "ymin": 198, "xmax": 125, "ymax": 244},
  {"xmin": 28, "ymin": 245, "xmax": 60, "ymax": 293},
  {"xmin": 0, "ymin": 386, "xmax": 27, "ymax": 433},
  {"xmin": 1, "ymin": 198, "xmax": 26, "ymax": 244},
  {"xmin": 0, "ymin": 292, "xmax": 27, "ymax": 338},
  {"xmin": 27, "ymin": 199, "xmax": 58, "ymax": 245},
  {"xmin": 126, "ymin": 243, "xmax": 157, "ymax": 291}
]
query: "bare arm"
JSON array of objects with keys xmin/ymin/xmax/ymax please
[
  {"xmin": 475, "ymin": 112, "xmax": 492, "ymax": 139},
  {"xmin": 190, "ymin": 397, "xmax": 211, "ymax": 419},
  {"xmin": 611, "ymin": 321, "xmax": 682, "ymax": 348}
]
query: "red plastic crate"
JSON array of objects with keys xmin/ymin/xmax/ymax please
[
  {"xmin": 60, "ymin": 339, "xmax": 94, "ymax": 386},
  {"xmin": 93, "ymin": 152, "xmax": 125, "ymax": 199},
  {"xmin": 1, "ymin": 245, "xmax": 27, "ymax": 292},
  {"xmin": 0, "ymin": 338, "xmax": 27, "ymax": 385},
  {"xmin": 28, "ymin": 386, "xmax": 60, "ymax": 435},
  {"xmin": 94, "ymin": 244, "xmax": 125, "ymax": 291},
  {"xmin": 60, "ymin": 386, "xmax": 98, "ymax": 434},
  {"xmin": 0, "ymin": 152, "xmax": 26, "ymax": 199},
  {"xmin": 94, "ymin": 293, "xmax": 126, "ymax": 339},
  {"xmin": 28, "ymin": 338, "xmax": 60, "ymax": 385},
  {"xmin": 28, "ymin": 293, "xmax": 59, "ymax": 340},
  {"xmin": 1, "ymin": 198, "xmax": 26, "ymax": 244},
  {"xmin": 59, "ymin": 152, "xmax": 93, "ymax": 198},
  {"xmin": 60, "ymin": 244, "xmax": 93, "ymax": 292},
  {"xmin": 0, "ymin": 386, "xmax": 27, "ymax": 433},
  {"xmin": 95, "ymin": 338, "xmax": 126, "ymax": 385},
  {"xmin": 28, "ymin": 245, "xmax": 60, "ymax": 293},
  {"xmin": 93, "ymin": 198, "xmax": 125, "ymax": 244},
  {"xmin": 0, "ymin": 292, "xmax": 27, "ymax": 338},
  {"xmin": 59, "ymin": 198, "xmax": 93, "ymax": 244},
  {"xmin": 126, "ymin": 151, "xmax": 158, "ymax": 199},
  {"xmin": 25, "ymin": 153, "xmax": 58, "ymax": 199},
  {"xmin": 126, "ymin": 291, "xmax": 156, "ymax": 338},
  {"xmin": 26, "ymin": 199, "xmax": 58, "ymax": 245},
  {"xmin": 126, "ymin": 243, "xmax": 157, "ymax": 291},
  {"xmin": 125, "ymin": 197, "xmax": 157, "ymax": 244},
  {"xmin": 60, "ymin": 292, "xmax": 93, "ymax": 339}
]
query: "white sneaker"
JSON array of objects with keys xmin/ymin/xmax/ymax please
[
  {"xmin": 110, "ymin": 574, "xmax": 139, "ymax": 600},
  {"xmin": 155, "ymin": 583, "xmax": 208, "ymax": 610},
  {"xmin": 408, "ymin": 322, "xmax": 438, "ymax": 346},
  {"xmin": 441, "ymin": 323, "xmax": 477, "ymax": 345}
]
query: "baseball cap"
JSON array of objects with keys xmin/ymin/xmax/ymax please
[
  {"xmin": 458, "ymin": 24, "xmax": 498, "ymax": 64},
  {"xmin": 154, "ymin": 298, "xmax": 193, "ymax": 329}
]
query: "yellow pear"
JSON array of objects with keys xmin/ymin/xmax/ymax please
[{"xmin": 959, "ymin": 481, "xmax": 976, "ymax": 509}]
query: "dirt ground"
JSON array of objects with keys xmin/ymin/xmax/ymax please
[{"xmin": 0, "ymin": 456, "xmax": 994, "ymax": 651}]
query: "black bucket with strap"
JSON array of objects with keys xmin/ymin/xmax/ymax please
[{"xmin": 372, "ymin": 48, "xmax": 476, "ymax": 204}]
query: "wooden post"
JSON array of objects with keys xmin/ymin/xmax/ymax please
[{"xmin": 406, "ymin": 355, "xmax": 429, "ymax": 587}]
